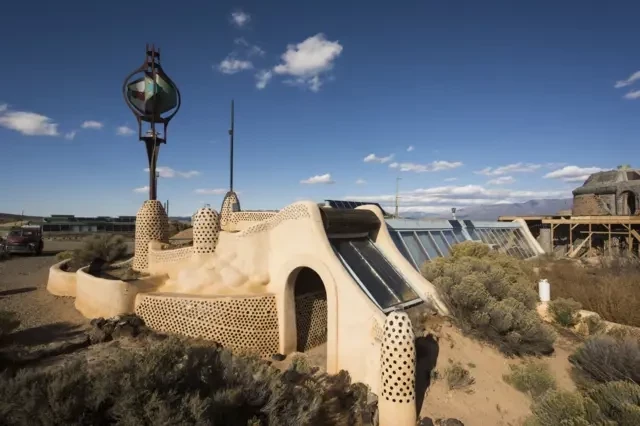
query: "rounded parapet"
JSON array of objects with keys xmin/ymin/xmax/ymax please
[
  {"xmin": 378, "ymin": 310, "xmax": 417, "ymax": 426},
  {"xmin": 46, "ymin": 259, "xmax": 77, "ymax": 297},
  {"xmin": 133, "ymin": 200, "xmax": 169, "ymax": 271},
  {"xmin": 220, "ymin": 191, "xmax": 241, "ymax": 228},
  {"xmin": 193, "ymin": 206, "xmax": 221, "ymax": 254}
]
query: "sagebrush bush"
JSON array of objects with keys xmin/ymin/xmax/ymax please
[
  {"xmin": 548, "ymin": 298, "xmax": 582, "ymax": 327},
  {"xmin": 444, "ymin": 362, "xmax": 475, "ymax": 390},
  {"xmin": 527, "ymin": 381, "xmax": 640, "ymax": 426},
  {"xmin": 422, "ymin": 242, "xmax": 555, "ymax": 355},
  {"xmin": 54, "ymin": 250, "xmax": 74, "ymax": 262},
  {"xmin": 569, "ymin": 334, "xmax": 640, "ymax": 385},
  {"xmin": 66, "ymin": 234, "xmax": 129, "ymax": 272},
  {"xmin": 540, "ymin": 256, "xmax": 640, "ymax": 327},
  {"xmin": 503, "ymin": 362, "xmax": 556, "ymax": 398},
  {"xmin": 0, "ymin": 336, "xmax": 370, "ymax": 426},
  {"xmin": 0, "ymin": 311, "xmax": 20, "ymax": 339}
]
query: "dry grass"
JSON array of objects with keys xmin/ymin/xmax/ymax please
[
  {"xmin": 503, "ymin": 362, "xmax": 556, "ymax": 398},
  {"xmin": 444, "ymin": 362, "xmax": 475, "ymax": 391},
  {"xmin": 569, "ymin": 334, "xmax": 640, "ymax": 386},
  {"xmin": 65, "ymin": 234, "xmax": 129, "ymax": 272},
  {"xmin": 548, "ymin": 298, "xmax": 582, "ymax": 327},
  {"xmin": 540, "ymin": 256, "xmax": 640, "ymax": 327}
]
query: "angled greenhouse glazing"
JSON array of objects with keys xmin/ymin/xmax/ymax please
[{"xmin": 386, "ymin": 219, "xmax": 538, "ymax": 270}]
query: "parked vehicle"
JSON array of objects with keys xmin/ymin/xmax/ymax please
[{"xmin": 4, "ymin": 225, "xmax": 44, "ymax": 255}]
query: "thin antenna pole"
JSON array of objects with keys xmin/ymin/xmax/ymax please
[
  {"xmin": 395, "ymin": 176, "xmax": 402, "ymax": 218},
  {"xmin": 229, "ymin": 100, "xmax": 235, "ymax": 191}
]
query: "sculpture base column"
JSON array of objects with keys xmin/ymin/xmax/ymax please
[
  {"xmin": 378, "ymin": 311, "xmax": 417, "ymax": 426},
  {"xmin": 133, "ymin": 200, "xmax": 169, "ymax": 272}
]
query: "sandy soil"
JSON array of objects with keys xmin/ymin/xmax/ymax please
[
  {"xmin": 0, "ymin": 250, "xmax": 88, "ymax": 347},
  {"xmin": 418, "ymin": 322, "xmax": 579, "ymax": 426}
]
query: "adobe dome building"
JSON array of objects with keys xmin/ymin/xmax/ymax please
[{"xmin": 572, "ymin": 169, "xmax": 640, "ymax": 216}]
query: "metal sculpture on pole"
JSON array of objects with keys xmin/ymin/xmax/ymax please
[{"xmin": 123, "ymin": 44, "xmax": 181, "ymax": 200}]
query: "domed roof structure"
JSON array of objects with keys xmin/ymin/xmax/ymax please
[{"xmin": 572, "ymin": 169, "xmax": 640, "ymax": 216}]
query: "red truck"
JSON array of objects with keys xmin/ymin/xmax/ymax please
[{"xmin": 3, "ymin": 224, "xmax": 44, "ymax": 255}]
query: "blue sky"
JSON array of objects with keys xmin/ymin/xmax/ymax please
[{"xmin": 0, "ymin": 0, "xmax": 638, "ymax": 217}]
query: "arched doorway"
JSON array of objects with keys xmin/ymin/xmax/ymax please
[
  {"xmin": 293, "ymin": 267, "xmax": 328, "ymax": 363},
  {"xmin": 621, "ymin": 191, "xmax": 637, "ymax": 215}
]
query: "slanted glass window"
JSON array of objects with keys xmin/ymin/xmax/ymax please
[
  {"xmin": 390, "ymin": 231, "xmax": 415, "ymax": 267},
  {"xmin": 430, "ymin": 231, "xmax": 451, "ymax": 256},
  {"xmin": 331, "ymin": 238, "xmax": 419, "ymax": 311},
  {"xmin": 400, "ymin": 231, "xmax": 429, "ymax": 267},
  {"xmin": 452, "ymin": 228, "xmax": 467, "ymax": 243},
  {"xmin": 415, "ymin": 231, "xmax": 441, "ymax": 259},
  {"xmin": 442, "ymin": 230, "xmax": 459, "ymax": 247},
  {"xmin": 466, "ymin": 227, "xmax": 480, "ymax": 241}
]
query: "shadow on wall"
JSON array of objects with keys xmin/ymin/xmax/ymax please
[{"xmin": 415, "ymin": 334, "xmax": 440, "ymax": 414}]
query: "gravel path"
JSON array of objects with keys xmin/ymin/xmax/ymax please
[{"xmin": 0, "ymin": 252, "xmax": 88, "ymax": 347}]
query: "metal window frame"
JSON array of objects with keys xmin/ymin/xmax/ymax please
[{"xmin": 331, "ymin": 240, "xmax": 422, "ymax": 313}]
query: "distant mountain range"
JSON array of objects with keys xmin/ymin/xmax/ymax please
[{"xmin": 403, "ymin": 198, "xmax": 573, "ymax": 221}]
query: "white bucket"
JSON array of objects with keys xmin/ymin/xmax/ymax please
[{"xmin": 538, "ymin": 279, "xmax": 550, "ymax": 302}]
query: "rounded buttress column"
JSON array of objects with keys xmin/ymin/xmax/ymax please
[
  {"xmin": 193, "ymin": 206, "xmax": 221, "ymax": 254},
  {"xmin": 379, "ymin": 310, "xmax": 417, "ymax": 426},
  {"xmin": 220, "ymin": 190, "xmax": 241, "ymax": 228},
  {"xmin": 133, "ymin": 200, "xmax": 169, "ymax": 271}
]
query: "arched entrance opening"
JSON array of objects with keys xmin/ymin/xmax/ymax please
[
  {"xmin": 621, "ymin": 191, "xmax": 637, "ymax": 215},
  {"xmin": 293, "ymin": 267, "xmax": 328, "ymax": 366}
]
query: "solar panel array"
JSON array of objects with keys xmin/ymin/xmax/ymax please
[{"xmin": 325, "ymin": 200, "xmax": 388, "ymax": 215}]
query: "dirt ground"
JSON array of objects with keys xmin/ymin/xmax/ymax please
[{"xmin": 0, "ymin": 243, "xmax": 90, "ymax": 347}]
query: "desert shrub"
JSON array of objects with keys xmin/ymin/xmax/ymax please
[
  {"xmin": 586, "ymin": 381, "xmax": 640, "ymax": 425},
  {"xmin": 527, "ymin": 382, "xmax": 640, "ymax": 426},
  {"xmin": 0, "ymin": 336, "xmax": 369, "ymax": 426},
  {"xmin": 54, "ymin": 250, "xmax": 74, "ymax": 262},
  {"xmin": 548, "ymin": 298, "xmax": 582, "ymax": 327},
  {"xmin": 449, "ymin": 240, "xmax": 491, "ymax": 259},
  {"xmin": 0, "ymin": 311, "xmax": 20, "ymax": 339},
  {"xmin": 583, "ymin": 314, "xmax": 606, "ymax": 336},
  {"xmin": 542, "ymin": 257, "xmax": 640, "ymax": 327},
  {"xmin": 66, "ymin": 234, "xmax": 129, "ymax": 272},
  {"xmin": 503, "ymin": 362, "xmax": 556, "ymax": 398},
  {"xmin": 422, "ymin": 243, "xmax": 555, "ymax": 355},
  {"xmin": 444, "ymin": 362, "xmax": 475, "ymax": 390},
  {"xmin": 570, "ymin": 334, "xmax": 640, "ymax": 386}
]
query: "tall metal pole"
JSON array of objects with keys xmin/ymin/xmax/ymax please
[
  {"xmin": 395, "ymin": 176, "xmax": 402, "ymax": 218},
  {"xmin": 229, "ymin": 100, "xmax": 235, "ymax": 191}
]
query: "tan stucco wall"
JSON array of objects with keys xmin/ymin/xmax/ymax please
[
  {"xmin": 513, "ymin": 218, "xmax": 546, "ymax": 255},
  {"xmin": 46, "ymin": 259, "xmax": 77, "ymax": 297},
  {"xmin": 74, "ymin": 267, "xmax": 164, "ymax": 318}
]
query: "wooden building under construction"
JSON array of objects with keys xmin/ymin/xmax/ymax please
[{"xmin": 499, "ymin": 169, "xmax": 640, "ymax": 258}]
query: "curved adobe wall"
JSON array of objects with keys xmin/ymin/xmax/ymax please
[
  {"xmin": 512, "ymin": 219, "xmax": 546, "ymax": 255},
  {"xmin": 134, "ymin": 292, "xmax": 280, "ymax": 356},
  {"xmin": 220, "ymin": 191, "xmax": 241, "ymax": 229},
  {"xmin": 47, "ymin": 259, "xmax": 77, "ymax": 297},
  {"xmin": 133, "ymin": 200, "xmax": 169, "ymax": 271},
  {"xmin": 74, "ymin": 267, "xmax": 164, "ymax": 318}
]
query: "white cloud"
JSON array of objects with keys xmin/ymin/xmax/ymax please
[
  {"xmin": 217, "ymin": 57, "xmax": 253, "ymax": 74},
  {"xmin": 544, "ymin": 165, "xmax": 605, "ymax": 182},
  {"xmin": 475, "ymin": 162, "xmax": 541, "ymax": 176},
  {"xmin": 143, "ymin": 166, "xmax": 201, "ymax": 178},
  {"xmin": 194, "ymin": 188, "xmax": 227, "ymax": 195},
  {"xmin": 0, "ymin": 107, "xmax": 59, "ymax": 136},
  {"xmin": 345, "ymin": 184, "xmax": 571, "ymax": 214},
  {"xmin": 364, "ymin": 153, "xmax": 394, "ymax": 164},
  {"xmin": 389, "ymin": 160, "xmax": 463, "ymax": 173},
  {"xmin": 624, "ymin": 90, "xmax": 640, "ymax": 100},
  {"xmin": 300, "ymin": 173, "xmax": 335, "ymax": 184},
  {"xmin": 407, "ymin": 145, "xmax": 414, "ymax": 152},
  {"xmin": 273, "ymin": 33, "xmax": 343, "ymax": 92},
  {"xmin": 615, "ymin": 71, "xmax": 640, "ymax": 88},
  {"xmin": 444, "ymin": 177, "xmax": 458, "ymax": 182},
  {"xmin": 230, "ymin": 10, "xmax": 251, "ymax": 28},
  {"xmin": 487, "ymin": 176, "xmax": 515, "ymax": 185},
  {"xmin": 355, "ymin": 178, "xmax": 367, "ymax": 184},
  {"xmin": 64, "ymin": 131, "xmax": 76, "ymax": 140},
  {"xmin": 255, "ymin": 70, "xmax": 273, "ymax": 90},
  {"xmin": 116, "ymin": 125, "xmax": 135, "ymax": 136},
  {"xmin": 133, "ymin": 186, "xmax": 149, "ymax": 193},
  {"xmin": 81, "ymin": 120, "xmax": 103, "ymax": 130},
  {"xmin": 234, "ymin": 37, "xmax": 265, "ymax": 56}
]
